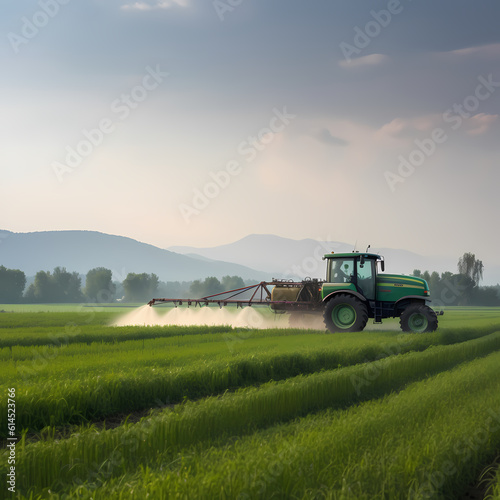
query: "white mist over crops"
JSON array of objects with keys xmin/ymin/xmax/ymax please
[
  {"xmin": 112, "ymin": 305, "xmax": 293, "ymax": 329},
  {"xmin": 111, "ymin": 305, "xmax": 397, "ymax": 331}
]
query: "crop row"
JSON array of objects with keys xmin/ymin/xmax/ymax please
[
  {"xmin": 2, "ymin": 307, "xmax": 500, "ymax": 348},
  {"xmin": 54, "ymin": 350, "xmax": 500, "ymax": 499},
  {"xmin": 2, "ymin": 326, "xmax": 499, "ymax": 437},
  {"xmin": 0, "ymin": 322, "xmax": 236, "ymax": 349},
  {"xmin": 6, "ymin": 331, "xmax": 500, "ymax": 496},
  {"xmin": 3, "ymin": 322, "xmax": 499, "ymax": 378}
]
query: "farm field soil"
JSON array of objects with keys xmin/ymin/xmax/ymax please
[{"xmin": 1, "ymin": 306, "xmax": 500, "ymax": 498}]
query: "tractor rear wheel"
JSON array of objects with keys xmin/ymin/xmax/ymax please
[
  {"xmin": 400, "ymin": 304, "xmax": 438, "ymax": 333},
  {"xmin": 323, "ymin": 294, "xmax": 368, "ymax": 333}
]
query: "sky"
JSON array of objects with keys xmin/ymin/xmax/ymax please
[{"xmin": 1, "ymin": 0, "xmax": 500, "ymax": 269}]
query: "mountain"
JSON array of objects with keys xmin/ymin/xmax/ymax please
[
  {"xmin": 169, "ymin": 234, "xmax": 500, "ymax": 285},
  {"xmin": 1, "ymin": 230, "xmax": 498, "ymax": 286},
  {"xmin": 170, "ymin": 235, "xmax": 352, "ymax": 277},
  {"xmin": 0, "ymin": 230, "xmax": 266, "ymax": 282}
]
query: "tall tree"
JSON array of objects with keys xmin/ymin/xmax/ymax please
[
  {"xmin": 189, "ymin": 277, "xmax": 223, "ymax": 297},
  {"xmin": 457, "ymin": 252, "xmax": 484, "ymax": 285},
  {"xmin": 122, "ymin": 273, "xmax": 159, "ymax": 302},
  {"xmin": 0, "ymin": 266, "xmax": 26, "ymax": 303},
  {"xmin": 221, "ymin": 275, "xmax": 245, "ymax": 291},
  {"xmin": 25, "ymin": 268, "xmax": 83, "ymax": 303},
  {"xmin": 25, "ymin": 271, "xmax": 55, "ymax": 302},
  {"xmin": 84, "ymin": 267, "xmax": 115, "ymax": 302},
  {"xmin": 53, "ymin": 267, "xmax": 83, "ymax": 302}
]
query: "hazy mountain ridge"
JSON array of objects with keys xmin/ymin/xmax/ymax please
[
  {"xmin": 170, "ymin": 234, "xmax": 500, "ymax": 285},
  {"xmin": 1, "ymin": 230, "xmax": 498, "ymax": 286},
  {"xmin": 0, "ymin": 230, "xmax": 266, "ymax": 282}
]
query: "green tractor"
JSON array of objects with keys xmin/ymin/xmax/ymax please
[
  {"xmin": 148, "ymin": 250, "xmax": 439, "ymax": 334},
  {"xmin": 271, "ymin": 252, "xmax": 439, "ymax": 333}
]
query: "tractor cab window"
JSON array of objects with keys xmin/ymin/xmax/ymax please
[{"xmin": 329, "ymin": 259, "xmax": 354, "ymax": 283}]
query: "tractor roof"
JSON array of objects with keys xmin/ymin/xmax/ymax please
[{"xmin": 323, "ymin": 252, "xmax": 382, "ymax": 260}]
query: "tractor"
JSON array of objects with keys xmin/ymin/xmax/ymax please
[
  {"xmin": 270, "ymin": 252, "xmax": 438, "ymax": 333},
  {"xmin": 148, "ymin": 251, "xmax": 439, "ymax": 334}
]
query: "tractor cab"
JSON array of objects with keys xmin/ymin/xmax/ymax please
[{"xmin": 324, "ymin": 252, "xmax": 384, "ymax": 301}]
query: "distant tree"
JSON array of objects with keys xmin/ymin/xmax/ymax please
[
  {"xmin": 422, "ymin": 271, "xmax": 431, "ymax": 284},
  {"xmin": 457, "ymin": 252, "xmax": 484, "ymax": 285},
  {"xmin": 429, "ymin": 271, "xmax": 440, "ymax": 291},
  {"xmin": 25, "ymin": 267, "xmax": 83, "ymax": 303},
  {"xmin": 25, "ymin": 271, "xmax": 53, "ymax": 302},
  {"xmin": 122, "ymin": 273, "xmax": 159, "ymax": 302},
  {"xmin": 221, "ymin": 275, "xmax": 245, "ymax": 291},
  {"xmin": 0, "ymin": 266, "xmax": 26, "ymax": 303},
  {"xmin": 189, "ymin": 277, "xmax": 223, "ymax": 297},
  {"xmin": 453, "ymin": 274, "xmax": 475, "ymax": 305},
  {"xmin": 84, "ymin": 268, "xmax": 115, "ymax": 302},
  {"xmin": 408, "ymin": 263, "xmax": 496, "ymax": 307},
  {"xmin": 53, "ymin": 267, "xmax": 83, "ymax": 302},
  {"xmin": 471, "ymin": 287, "xmax": 500, "ymax": 307},
  {"xmin": 440, "ymin": 271, "xmax": 453, "ymax": 281}
]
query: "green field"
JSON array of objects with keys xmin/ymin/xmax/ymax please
[{"xmin": 2, "ymin": 305, "xmax": 500, "ymax": 499}]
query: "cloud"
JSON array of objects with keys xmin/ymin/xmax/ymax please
[
  {"xmin": 377, "ymin": 115, "xmax": 443, "ymax": 139},
  {"xmin": 121, "ymin": 0, "xmax": 188, "ymax": 11},
  {"xmin": 438, "ymin": 43, "xmax": 500, "ymax": 60},
  {"xmin": 338, "ymin": 53, "xmax": 390, "ymax": 69},
  {"xmin": 465, "ymin": 113, "xmax": 498, "ymax": 136},
  {"xmin": 316, "ymin": 128, "xmax": 348, "ymax": 147}
]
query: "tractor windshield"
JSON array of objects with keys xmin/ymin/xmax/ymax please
[
  {"xmin": 328, "ymin": 258, "xmax": 355, "ymax": 283},
  {"xmin": 327, "ymin": 256, "xmax": 377, "ymax": 300}
]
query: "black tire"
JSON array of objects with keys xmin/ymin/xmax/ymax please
[
  {"xmin": 323, "ymin": 294, "xmax": 368, "ymax": 333},
  {"xmin": 400, "ymin": 304, "xmax": 438, "ymax": 333}
]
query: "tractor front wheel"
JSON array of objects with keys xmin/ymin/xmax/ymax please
[
  {"xmin": 400, "ymin": 304, "xmax": 438, "ymax": 333},
  {"xmin": 323, "ymin": 294, "xmax": 368, "ymax": 333}
]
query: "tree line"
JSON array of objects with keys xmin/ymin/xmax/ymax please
[
  {"xmin": 412, "ymin": 253, "xmax": 500, "ymax": 307},
  {"xmin": 0, "ymin": 265, "xmax": 251, "ymax": 304},
  {"xmin": 1, "ymin": 252, "xmax": 499, "ymax": 305}
]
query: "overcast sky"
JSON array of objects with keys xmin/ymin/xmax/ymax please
[{"xmin": 1, "ymin": 0, "xmax": 499, "ymax": 269}]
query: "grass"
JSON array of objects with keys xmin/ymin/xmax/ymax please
[
  {"xmin": 2, "ymin": 306, "xmax": 500, "ymax": 498},
  {"xmin": 490, "ymin": 471, "xmax": 500, "ymax": 500},
  {"xmin": 13, "ymin": 347, "xmax": 500, "ymax": 499},
  {"xmin": 2, "ymin": 321, "xmax": 500, "ymax": 436}
]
